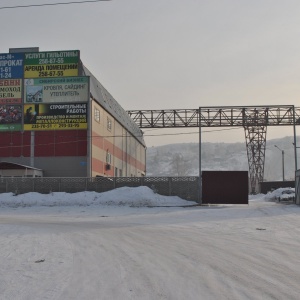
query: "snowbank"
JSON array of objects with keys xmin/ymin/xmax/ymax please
[
  {"xmin": 0, "ymin": 186, "xmax": 197, "ymax": 208},
  {"xmin": 264, "ymin": 187, "xmax": 295, "ymax": 201}
]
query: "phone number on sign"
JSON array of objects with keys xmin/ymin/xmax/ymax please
[
  {"xmin": 38, "ymin": 71, "xmax": 64, "ymax": 77},
  {"xmin": 0, "ymin": 73, "xmax": 12, "ymax": 79},
  {"xmin": 30, "ymin": 123, "xmax": 81, "ymax": 129}
]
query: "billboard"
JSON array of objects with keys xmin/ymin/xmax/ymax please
[
  {"xmin": 0, "ymin": 79, "xmax": 22, "ymax": 104},
  {"xmin": 24, "ymin": 103, "xmax": 87, "ymax": 131},
  {"xmin": 0, "ymin": 104, "xmax": 22, "ymax": 131},
  {"xmin": 0, "ymin": 53, "xmax": 24, "ymax": 79},
  {"xmin": 24, "ymin": 50, "xmax": 80, "ymax": 78},
  {"xmin": 24, "ymin": 76, "xmax": 89, "ymax": 103}
]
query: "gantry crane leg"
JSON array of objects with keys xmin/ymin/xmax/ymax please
[{"xmin": 244, "ymin": 125, "xmax": 267, "ymax": 194}]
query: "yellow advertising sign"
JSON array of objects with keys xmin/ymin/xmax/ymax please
[
  {"xmin": 24, "ymin": 64, "xmax": 78, "ymax": 78},
  {"xmin": 24, "ymin": 102, "xmax": 87, "ymax": 131}
]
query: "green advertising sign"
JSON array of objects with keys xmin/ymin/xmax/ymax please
[
  {"xmin": 24, "ymin": 50, "xmax": 79, "ymax": 65},
  {"xmin": 24, "ymin": 50, "xmax": 80, "ymax": 78},
  {"xmin": 24, "ymin": 76, "xmax": 89, "ymax": 103}
]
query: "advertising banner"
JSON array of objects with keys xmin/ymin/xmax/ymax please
[
  {"xmin": 0, "ymin": 104, "xmax": 22, "ymax": 131},
  {"xmin": 24, "ymin": 103, "xmax": 87, "ymax": 131},
  {"xmin": 0, "ymin": 79, "xmax": 22, "ymax": 104},
  {"xmin": 24, "ymin": 76, "xmax": 89, "ymax": 103},
  {"xmin": 0, "ymin": 53, "xmax": 24, "ymax": 79},
  {"xmin": 24, "ymin": 50, "xmax": 79, "ymax": 78}
]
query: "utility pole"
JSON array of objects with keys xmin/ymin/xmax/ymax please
[{"xmin": 198, "ymin": 107, "xmax": 202, "ymax": 204}]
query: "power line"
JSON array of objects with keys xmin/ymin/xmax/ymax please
[
  {"xmin": 0, "ymin": 127, "xmax": 244, "ymax": 149},
  {"xmin": 1, "ymin": 126, "xmax": 242, "ymax": 140},
  {"xmin": 0, "ymin": 128, "xmax": 296, "ymax": 149},
  {"xmin": 0, "ymin": 0, "xmax": 110, "ymax": 10},
  {"xmin": 143, "ymin": 126, "xmax": 242, "ymax": 136}
]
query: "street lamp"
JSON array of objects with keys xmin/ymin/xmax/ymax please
[{"xmin": 274, "ymin": 145, "xmax": 285, "ymax": 181}]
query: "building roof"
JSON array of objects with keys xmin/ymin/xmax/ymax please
[
  {"xmin": 0, "ymin": 161, "xmax": 42, "ymax": 171},
  {"xmin": 82, "ymin": 65, "xmax": 146, "ymax": 146}
]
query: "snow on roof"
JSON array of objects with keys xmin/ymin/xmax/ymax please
[
  {"xmin": 82, "ymin": 65, "xmax": 146, "ymax": 146},
  {"xmin": 0, "ymin": 161, "xmax": 42, "ymax": 171}
]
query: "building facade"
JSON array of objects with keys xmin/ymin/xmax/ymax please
[{"xmin": 0, "ymin": 48, "xmax": 146, "ymax": 177}]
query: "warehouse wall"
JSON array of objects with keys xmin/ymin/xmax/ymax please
[
  {"xmin": 0, "ymin": 130, "xmax": 88, "ymax": 177},
  {"xmin": 91, "ymin": 100, "xmax": 146, "ymax": 177}
]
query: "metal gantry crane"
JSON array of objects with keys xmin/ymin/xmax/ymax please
[{"xmin": 128, "ymin": 105, "xmax": 299, "ymax": 193}]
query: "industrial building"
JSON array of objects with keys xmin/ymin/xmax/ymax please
[{"xmin": 0, "ymin": 48, "xmax": 146, "ymax": 177}]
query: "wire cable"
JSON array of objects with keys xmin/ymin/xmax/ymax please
[
  {"xmin": 143, "ymin": 126, "xmax": 242, "ymax": 137},
  {"xmin": 0, "ymin": 127, "xmax": 245, "ymax": 149},
  {"xmin": 0, "ymin": 0, "xmax": 110, "ymax": 10}
]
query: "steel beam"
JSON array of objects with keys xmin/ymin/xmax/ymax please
[
  {"xmin": 127, "ymin": 105, "xmax": 299, "ymax": 194},
  {"xmin": 127, "ymin": 105, "xmax": 299, "ymax": 128}
]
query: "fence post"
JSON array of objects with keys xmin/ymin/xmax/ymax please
[{"xmin": 169, "ymin": 177, "xmax": 172, "ymax": 196}]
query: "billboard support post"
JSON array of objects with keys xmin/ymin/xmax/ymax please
[{"xmin": 30, "ymin": 131, "xmax": 34, "ymax": 167}]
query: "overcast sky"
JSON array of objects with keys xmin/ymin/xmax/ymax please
[{"xmin": 1, "ymin": 0, "xmax": 300, "ymax": 146}]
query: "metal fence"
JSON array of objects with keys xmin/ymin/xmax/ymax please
[
  {"xmin": 0, "ymin": 177, "xmax": 200, "ymax": 202},
  {"xmin": 295, "ymin": 170, "xmax": 300, "ymax": 205}
]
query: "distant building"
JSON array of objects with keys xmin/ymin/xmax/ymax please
[{"xmin": 0, "ymin": 48, "xmax": 146, "ymax": 177}]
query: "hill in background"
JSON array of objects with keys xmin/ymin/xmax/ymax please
[{"xmin": 146, "ymin": 136, "xmax": 298, "ymax": 181}]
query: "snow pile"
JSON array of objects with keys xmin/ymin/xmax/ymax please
[
  {"xmin": 264, "ymin": 187, "xmax": 295, "ymax": 201},
  {"xmin": 0, "ymin": 186, "xmax": 197, "ymax": 208}
]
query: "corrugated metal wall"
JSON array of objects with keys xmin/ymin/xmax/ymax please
[
  {"xmin": 0, "ymin": 130, "xmax": 87, "ymax": 157},
  {"xmin": 0, "ymin": 130, "xmax": 88, "ymax": 177}
]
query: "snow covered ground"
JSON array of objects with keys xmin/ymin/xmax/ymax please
[{"xmin": 1, "ymin": 187, "xmax": 300, "ymax": 300}]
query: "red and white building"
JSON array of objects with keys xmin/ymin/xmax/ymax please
[{"xmin": 0, "ymin": 48, "xmax": 146, "ymax": 177}]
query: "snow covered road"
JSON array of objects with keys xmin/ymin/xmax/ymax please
[{"xmin": 1, "ymin": 195, "xmax": 300, "ymax": 299}]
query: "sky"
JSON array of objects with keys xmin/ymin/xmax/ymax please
[
  {"xmin": 1, "ymin": 0, "xmax": 300, "ymax": 146},
  {"xmin": 1, "ymin": 187, "xmax": 300, "ymax": 299}
]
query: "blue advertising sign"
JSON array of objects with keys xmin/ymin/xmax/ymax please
[{"xmin": 0, "ymin": 53, "xmax": 24, "ymax": 79}]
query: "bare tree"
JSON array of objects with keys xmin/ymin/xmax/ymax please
[{"xmin": 170, "ymin": 153, "xmax": 191, "ymax": 176}]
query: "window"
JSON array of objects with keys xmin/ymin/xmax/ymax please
[
  {"xmin": 94, "ymin": 108, "xmax": 100, "ymax": 123},
  {"xmin": 107, "ymin": 117, "xmax": 112, "ymax": 131},
  {"xmin": 106, "ymin": 150, "xmax": 111, "ymax": 164},
  {"xmin": 115, "ymin": 167, "xmax": 118, "ymax": 177},
  {"xmin": 119, "ymin": 169, "xmax": 122, "ymax": 177}
]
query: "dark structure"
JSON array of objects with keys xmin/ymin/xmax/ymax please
[{"xmin": 201, "ymin": 171, "xmax": 248, "ymax": 204}]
